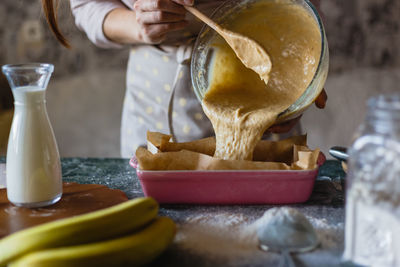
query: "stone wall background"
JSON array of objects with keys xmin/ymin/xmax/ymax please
[{"xmin": 1, "ymin": 0, "xmax": 399, "ymax": 157}]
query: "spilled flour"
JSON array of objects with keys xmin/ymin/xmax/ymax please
[{"xmin": 175, "ymin": 209, "xmax": 344, "ymax": 262}]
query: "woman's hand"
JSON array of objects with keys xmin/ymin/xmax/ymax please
[
  {"xmin": 315, "ymin": 89, "xmax": 327, "ymax": 109},
  {"xmin": 268, "ymin": 89, "xmax": 328, "ymax": 133},
  {"xmin": 133, "ymin": 0, "xmax": 193, "ymax": 44},
  {"xmin": 103, "ymin": 0, "xmax": 193, "ymax": 45}
]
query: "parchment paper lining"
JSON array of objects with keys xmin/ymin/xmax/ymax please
[{"xmin": 136, "ymin": 132, "xmax": 320, "ymax": 171}]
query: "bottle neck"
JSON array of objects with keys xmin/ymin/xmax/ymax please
[
  {"xmin": 363, "ymin": 94, "xmax": 400, "ymax": 136},
  {"xmin": 12, "ymin": 87, "xmax": 46, "ymax": 107}
]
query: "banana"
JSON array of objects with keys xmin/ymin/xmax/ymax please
[
  {"xmin": 9, "ymin": 216, "xmax": 176, "ymax": 267},
  {"xmin": 0, "ymin": 197, "xmax": 158, "ymax": 266}
]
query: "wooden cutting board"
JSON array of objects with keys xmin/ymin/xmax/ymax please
[{"xmin": 0, "ymin": 182, "xmax": 128, "ymax": 238}]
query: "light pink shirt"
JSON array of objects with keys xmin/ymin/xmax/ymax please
[
  {"xmin": 70, "ymin": 0, "xmax": 133, "ymax": 48},
  {"xmin": 70, "ymin": 0, "xmax": 223, "ymax": 49}
]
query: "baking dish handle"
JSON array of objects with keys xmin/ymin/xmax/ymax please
[
  {"xmin": 317, "ymin": 152, "xmax": 326, "ymax": 167},
  {"xmin": 129, "ymin": 156, "xmax": 139, "ymax": 169}
]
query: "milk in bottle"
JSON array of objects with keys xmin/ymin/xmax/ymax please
[{"xmin": 2, "ymin": 64, "xmax": 62, "ymax": 207}]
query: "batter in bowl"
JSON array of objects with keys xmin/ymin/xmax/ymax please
[{"xmin": 202, "ymin": 0, "xmax": 321, "ymax": 160}]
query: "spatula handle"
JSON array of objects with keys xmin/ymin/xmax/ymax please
[
  {"xmin": 184, "ymin": 6, "xmax": 222, "ymax": 34},
  {"xmin": 329, "ymin": 146, "xmax": 348, "ymax": 162}
]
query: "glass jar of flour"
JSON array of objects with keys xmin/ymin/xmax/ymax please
[{"xmin": 344, "ymin": 94, "xmax": 400, "ymax": 266}]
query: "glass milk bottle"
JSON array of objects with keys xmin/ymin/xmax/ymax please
[
  {"xmin": 344, "ymin": 94, "xmax": 400, "ymax": 266},
  {"xmin": 2, "ymin": 63, "xmax": 62, "ymax": 208}
]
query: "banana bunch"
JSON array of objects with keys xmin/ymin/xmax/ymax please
[{"xmin": 0, "ymin": 197, "xmax": 175, "ymax": 267}]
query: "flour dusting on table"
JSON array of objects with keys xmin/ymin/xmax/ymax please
[{"xmin": 175, "ymin": 209, "xmax": 344, "ymax": 261}]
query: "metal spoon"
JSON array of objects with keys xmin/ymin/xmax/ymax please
[
  {"xmin": 329, "ymin": 146, "xmax": 348, "ymax": 162},
  {"xmin": 185, "ymin": 6, "xmax": 272, "ymax": 84},
  {"xmin": 257, "ymin": 208, "xmax": 319, "ymax": 267}
]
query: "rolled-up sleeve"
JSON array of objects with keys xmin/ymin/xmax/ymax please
[{"xmin": 70, "ymin": 0, "xmax": 128, "ymax": 49}]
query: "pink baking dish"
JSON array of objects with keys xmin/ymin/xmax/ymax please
[{"xmin": 130, "ymin": 153, "xmax": 325, "ymax": 204}]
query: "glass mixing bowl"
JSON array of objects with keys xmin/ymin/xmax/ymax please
[{"xmin": 191, "ymin": 0, "xmax": 329, "ymax": 123}]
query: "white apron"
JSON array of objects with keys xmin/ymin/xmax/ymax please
[{"xmin": 120, "ymin": 43, "xmax": 214, "ymax": 157}]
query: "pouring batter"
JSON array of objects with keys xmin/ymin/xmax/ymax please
[
  {"xmin": 202, "ymin": 0, "xmax": 322, "ymax": 160},
  {"xmin": 41, "ymin": 0, "xmax": 326, "ymax": 158}
]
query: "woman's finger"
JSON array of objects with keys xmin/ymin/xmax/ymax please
[
  {"xmin": 137, "ymin": 11, "xmax": 186, "ymax": 25},
  {"xmin": 315, "ymin": 89, "xmax": 327, "ymax": 109},
  {"xmin": 143, "ymin": 33, "xmax": 166, "ymax": 44},
  {"xmin": 135, "ymin": 0, "xmax": 186, "ymax": 15},
  {"xmin": 142, "ymin": 21, "xmax": 188, "ymax": 40}
]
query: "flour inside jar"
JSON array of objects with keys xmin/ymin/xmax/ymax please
[{"xmin": 202, "ymin": 0, "xmax": 322, "ymax": 160}]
